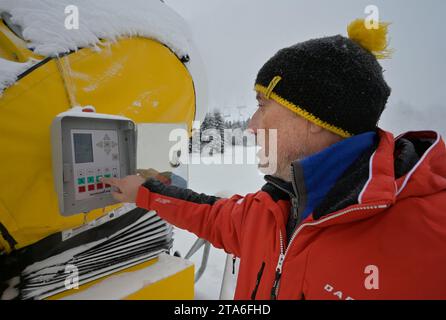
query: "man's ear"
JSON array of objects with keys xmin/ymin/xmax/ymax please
[{"xmin": 308, "ymin": 122, "xmax": 323, "ymax": 134}]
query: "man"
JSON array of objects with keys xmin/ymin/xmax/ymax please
[{"xmin": 102, "ymin": 20, "xmax": 446, "ymax": 299}]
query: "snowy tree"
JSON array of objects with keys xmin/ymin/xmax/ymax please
[
  {"xmin": 224, "ymin": 117, "xmax": 252, "ymax": 146},
  {"xmin": 189, "ymin": 129, "xmax": 201, "ymax": 153},
  {"xmin": 200, "ymin": 111, "xmax": 226, "ymax": 154},
  {"xmin": 213, "ymin": 110, "xmax": 225, "ymax": 152}
]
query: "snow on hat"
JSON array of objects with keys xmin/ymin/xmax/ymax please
[{"xmin": 255, "ymin": 19, "xmax": 392, "ymax": 138}]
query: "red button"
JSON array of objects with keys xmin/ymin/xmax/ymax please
[
  {"xmin": 78, "ymin": 186, "xmax": 86, "ymax": 193},
  {"xmin": 97, "ymin": 183, "xmax": 104, "ymax": 189},
  {"xmin": 88, "ymin": 185, "xmax": 95, "ymax": 191}
]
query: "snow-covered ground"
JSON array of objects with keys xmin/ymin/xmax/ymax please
[{"xmin": 172, "ymin": 146, "xmax": 265, "ymax": 300}]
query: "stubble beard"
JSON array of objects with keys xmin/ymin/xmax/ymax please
[{"xmin": 273, "ymin": 147, "xmax": 308, "ymax": 182}]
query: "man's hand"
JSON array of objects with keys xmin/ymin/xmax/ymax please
[{"xmin": 101, "ymin": 175, "xmax": 145, "ymax": 203}]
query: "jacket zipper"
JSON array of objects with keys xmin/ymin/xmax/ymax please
[
  {"xmin": 290, "ymin": 197, "xmax": 299, "ymax": 220},
  {"xmin": 270, "ymin": 203, "xmax": 389, "ymax": 300},
  {"xmin": 251, "ymin": 262, "xmax": 266, "ymax": 300},
  {"xmin": 289, "ymin": 165, "xmax": 300, "ymax": 221},
  {"xmin": 271, "ymin": 232, "xmax": 285, "ymax": 300},
  {"xmin": 264, "ymin": 175, "xmax": 299, "ymax": 299}
]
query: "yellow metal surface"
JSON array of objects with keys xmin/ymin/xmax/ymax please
[
  {"xmin": 47, "ymin": 256, "xmax": 195, "ymax": 300},
  {"xmin": 0, "ymin": 36, "xmax": 196, "ymax": 251},
  {"xmin": 123, "ymin": 261, "xmax": 194, "ymax": 300}
]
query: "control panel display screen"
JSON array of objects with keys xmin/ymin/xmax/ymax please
[
  {"xmin": 71, "ymin": 129, "xmax": 121, "ymax": 201},
  {"xmin": 73, "ymin": 133, "xmax": 94, "ymax": 164}
]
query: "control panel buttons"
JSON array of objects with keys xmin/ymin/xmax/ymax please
[{"xmin": 75, "ymin": 166, "xmax": 118, "ymax": 195}]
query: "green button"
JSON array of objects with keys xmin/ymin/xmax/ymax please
[
  {"xmin": 87, "ymin": 176, "xmax": 95, "ymax": 184},
  {"xmin": 77, "ymin": 178, "xmax": 86, "ymax": 185},
  {"xmin": 104, "ymin": 174, "xmax": 112, "ymax": 178},
  {"xmin": 96, "ymin": 175, "xmax": 103, "ymax": 183}
]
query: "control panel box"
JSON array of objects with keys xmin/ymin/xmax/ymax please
[{"xmin": 51, "ymin": 107, "xmax": 136, "ymax": 216}]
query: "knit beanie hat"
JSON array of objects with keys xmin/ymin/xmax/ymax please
[{"xmin": 255, "ymin": 19, "xmax": 392, "ymax": 138}]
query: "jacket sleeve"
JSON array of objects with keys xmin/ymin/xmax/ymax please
[{"xmin": 135, "ymin": 179, "xmax": 252, "ymax": 258}]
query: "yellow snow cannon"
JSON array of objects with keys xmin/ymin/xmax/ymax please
[{"xmin": 0, "ymin": 1, "xmax": 206, "ymax": 300}]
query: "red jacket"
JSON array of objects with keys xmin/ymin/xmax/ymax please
[{"xmin": 136, "ymin": 130, "xmax": 446, "ymax": 300}]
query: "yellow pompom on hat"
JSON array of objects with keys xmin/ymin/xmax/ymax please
[
  {"xmin": 255, "ymin": 18, "xmax": 393, "ymax": 137},
  {"xmin": 347, "ymin": 18, "xmax": 392, "ymax": 59}
]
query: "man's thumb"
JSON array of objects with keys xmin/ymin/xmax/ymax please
[{"xmin": 111, "ymin": 191, "xmax": 126, "ymax": 203}]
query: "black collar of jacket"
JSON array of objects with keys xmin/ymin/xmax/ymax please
[{"xmin": 261, "ymin": 176, "xmax": 294, "ymax": 202}]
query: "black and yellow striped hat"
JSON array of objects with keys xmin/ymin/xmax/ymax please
[{"xmin": 255, "ymin": 19, "xmax": 392, "ymax": 138}]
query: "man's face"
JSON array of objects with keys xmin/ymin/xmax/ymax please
[{"xmin": 248, "ymin": 92, "xmax": 312, "ymax": 180}]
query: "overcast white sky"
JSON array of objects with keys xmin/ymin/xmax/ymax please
[{"xmin": 166, "ymin": 0, "xmax": 446, "ymax": 133}]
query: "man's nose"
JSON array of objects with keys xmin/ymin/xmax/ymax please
[
  {"xmin": 247, "ymin": 111, "xmax": 260, "ymax": 135},
  {"xmin": 247, "ymin": 122, "xmax": 256, "ymax": 135}
]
